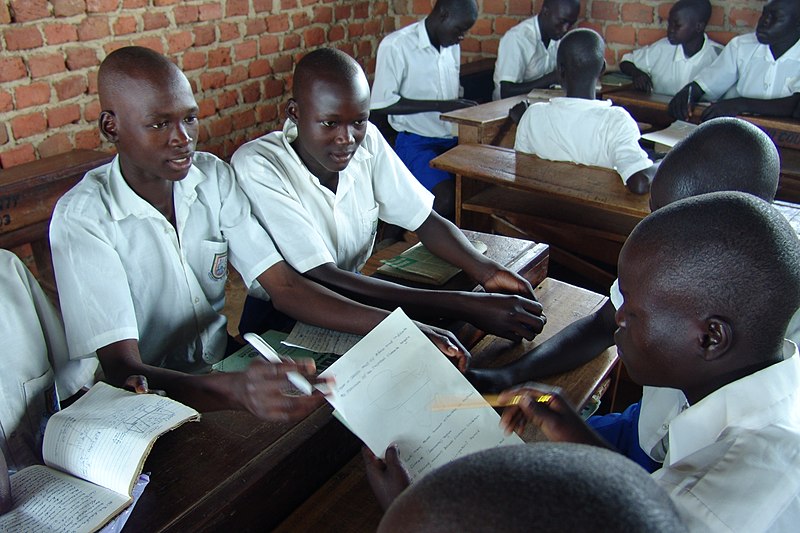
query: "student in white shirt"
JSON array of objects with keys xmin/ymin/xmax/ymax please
[
  {"xmin": 498, "ymin": 192, "xmax": 800, "ymax": 532},
  {"xmin": 511, "ymin": 29, "xmax": 655, "ymax": 194},
  {"xmin": 620, "ymin": 0, "xmax": 722, "ymax": 96},
  {"xmin": 669, "ymin": 0, "xmax": 800, "ymax": 120},
  {"xmin": 492, "ymin": 0, "xmax": 580, "ymax": 100},
  {"xmin": 51, "ymin": 47, "xmax": 465, "ymax": 422},
  {"xmin": 371, "ymin": 0, "xmax": 479, "ymax": 219},
  {"xmin": 232, "ymin": 48, "xmax": 546, "ymax": 349},
  {"xmin": 467, "ymin": 118, "xmax": 783, "ymax": 395},
  {"xmin": 0, "ymin": 249, "xmax": 96, "ymax": 474}
]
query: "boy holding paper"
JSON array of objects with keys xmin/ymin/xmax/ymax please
[{"xmin": 50, "ymin": 47, "xmax": 463, "ymax": 423}]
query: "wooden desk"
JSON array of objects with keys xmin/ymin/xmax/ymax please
[
  {"xmin": 604, "ymin": 90, "xmax": 800, "ymax": 203},
  {"xmin": 440, "ymin": 95, "xmax": 527, "ymax": 148},
  {"xmin": 274, "ymin": 278, "xmax": 618, "ymax": 532},
  {"xmin": 122, "ymin": 231, "xmax": 549, "ymax": 532},
  {"xmin": 0, "ymin": 150, "xmax": 113, "ymax": 291},
  {"xmin": 432, "ymin": 143, "xmax": 649, "ymax": 288}
]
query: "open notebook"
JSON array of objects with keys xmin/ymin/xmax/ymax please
[{"xmin": 0, "ymin": 382, "xmax": 199, "ymax": 533}]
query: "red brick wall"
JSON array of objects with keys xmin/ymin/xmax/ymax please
[
  {"xmin": 0, "ymin": 0, "xmax": 767, "ymax": 168},
  {"xmin": 0, "ymin": 0, "xmax": 391, "ymax": 167}
]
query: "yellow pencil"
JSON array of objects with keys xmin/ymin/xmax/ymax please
[{"xmin": 430, "ymin": 393, "xmax": 553, "ymax": 411}]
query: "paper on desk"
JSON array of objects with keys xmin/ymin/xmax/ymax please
[
  {"xmin": 320, "ymin": 308, "xmax": 522, "ymax": 481},
  {"xmin": 641, "ymin": 120, "xmax": 697, "ymax": 151},
  {"xmin": 282, "ymin": 322, "xmax": 363, "ymax": 356}
]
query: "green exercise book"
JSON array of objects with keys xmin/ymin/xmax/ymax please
[
  {"xmin": 212, "ymin": 330, "xmax": 340, "ymax": 373},
  {"xmin": 601, "ymin": 72, "xmax": 633, "ymax": 87},
  {"xmin": 376, "ymin": 240, "xmax": 488, "ymax": 286}
]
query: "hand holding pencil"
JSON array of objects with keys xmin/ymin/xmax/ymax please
[{"xmin": 497, "ymin": 383, "xmax": 603, "ymax": 446}]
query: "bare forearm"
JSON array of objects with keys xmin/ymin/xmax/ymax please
[
  {"xmin": 618, "ymin": 61, "xmax": 641, "ymax": 78},
  {"xmin": 415, "ymin": 213, "xmax": 497, "ymax": 283},
  {"xmin": 500, "ymin": 72, "xmax": 558, "ymax": 98},
  {"xmin": 734, "ymin": 94, "xmax": 800, "ymax": 117},
  {"xmin": 373, "ymin": 97, "xmax": 464, "ymax": 115}
]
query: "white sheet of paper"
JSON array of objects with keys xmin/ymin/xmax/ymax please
[
  {"xmin": 320, "ymin": 309, "xmax": 522, "ymax": 480},
  {"xmin": 282, "ymin": 322, "xmax": 362, "ymax": 355},
  {"xmin": 641, "ymin": 120, "xmax": 698, "ymax": 149}
]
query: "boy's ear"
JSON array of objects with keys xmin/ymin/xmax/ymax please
[
  {"xmin": 99, "ymin": 111, "xmax": 118, "ymax": 144},
  {"xmin": 600, "ymin": 59, "xmax": 607, "ymax": 76},
  {"xmin": 286, "ymin": 98, "xmax": 299, "ymax": 123},
  {"xmin": 698, "ymin": 317, "xmax": 733, "ymax": 361}
]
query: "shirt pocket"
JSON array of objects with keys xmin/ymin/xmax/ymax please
[
  {"xmin": 200, "ymin": 238, "xmax": 229, "ymax": 303},
  {"xmin": 360, "ymin": 205, "xmax": 380, "ymax": 244},
  {"xmin": 14, "ymin": 367, "xmax": 58, "ymax": 468}
]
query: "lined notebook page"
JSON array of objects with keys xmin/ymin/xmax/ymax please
[{"xmin": 42, "ymin": 382, "xmax": 199, "ymax": 496}]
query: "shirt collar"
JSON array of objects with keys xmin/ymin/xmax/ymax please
[
  {"xmin": 674, "ymin": 34, "xmax": 709, "ymax": 62},
  {"xmin": 106, "ymin": 154, "xmax": 205, "ymax": 221},
  {"xmin": 666, "ymin": 340, "xmax": 800, "ymax": 465},
  {"xmin": 416, "ymin": 18, "xmax": 438, "ymax": 51}
]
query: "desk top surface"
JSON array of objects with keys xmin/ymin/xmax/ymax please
[
  {"xmin": 440, "ymin": 95, "xmax": 527, "ymax": 127},
  {"xmin": 122, "ymin": 230, "xmax": 549, "ymax": 532},
  {"xmin": 432, "ymin": 143, "xmax": 651, "ymax": 219}
]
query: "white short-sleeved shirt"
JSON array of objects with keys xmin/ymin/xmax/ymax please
[
  {"xmin": 620, "ymin": 35, "xmax": 723, "ymax": 96},
  {"xmin": 371, "ymin": 19, "xmax": 460, "ymax": 139},
  {"xmin": 514, "ymin": 97, "xmax": 652, "ymax": 183},
  {"xmin": 650, "ymin": 342, "xmax": 800, "ymax": 532},
  {"xmin": 493, "ymin": 16, "xmax": 559, "ymax": 101},
  {"xmin": 232, "ymin": 120, "xmax": 434, "ymax": 273},
  {"xmin": 51, "ymin": 153, "xmax": 282, "ymax": 373},
  {"xmin": 0, "ymin": 249, "xmax": 96, "ymax": 472},
  {"xmin": 695, "ymin": 33, "xmax": 800, "ymax": 101}
]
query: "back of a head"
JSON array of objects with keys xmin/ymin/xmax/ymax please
[
  {"xmin": 650, "ymin": 118, "xmax": 780, "ymax": 210},
  {"xmin": 378, "ymin": 443, "xmax": 687, "ymax": 533},
  {"xmin": 98, "ymin": 46, "xmax": 180, "ymax": 109},
  {"xmin": 672, "ymin": 0, "xmax": 712, "ymax": 25},
  {"xmin": 293, "ymin": 47, "xmax": 365, "ymax": 100},
  {"xmin": 627, "ymin": 191, "xmax": 800, "ymax": 356},
  {"xmin": 557, "ymin": 28, "xmax": 605, "ymax": 80},
  {"xmin": 432, "ymin": 0, "xmax": 478, "ymax": 19}
]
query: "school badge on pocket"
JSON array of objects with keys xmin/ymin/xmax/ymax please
[{"xmin": 209, "ymin": 251, "xmax": 228, "ymax": 281}]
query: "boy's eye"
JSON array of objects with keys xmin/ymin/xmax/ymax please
[
  {"xmin": 353, "ymin": 120, "xmax": 366, "ymax": 127},
  {"xmin": 184, "ymin": 115, "xmax": 198, "ymax": 124},
  {"xmin": 150, "ymin": 121, "xmax": 169, "ymax": 130},
  {"xmin": 322, "ymin": 121, "xmax": 336, "ymax": 127}
]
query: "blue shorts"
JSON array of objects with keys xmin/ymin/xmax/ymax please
[
  {"xmin": 587, "ymin": 401, "xmax": 661, "ymax": 473},
  {"xmin": 394, "ymin": 132, "xmax": 458, "ymax": 191}
]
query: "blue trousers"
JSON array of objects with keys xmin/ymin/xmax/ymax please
[
  {"xmin": 587, "ymin": 401, "xmax": 661, "ymax": 473},
  {"xmin": 394, "ymin": 132, "xmax": 458, "ymax": 190}
]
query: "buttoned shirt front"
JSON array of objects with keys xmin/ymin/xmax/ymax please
[
  {"xmin": 651, "ymin": 342, "xmax": 800, "ymax": 532},
  {"xmin": 51, "ymin": 153, "xmax": 282, "ymax": 373},
  {"xmin": 695, "ymin": 32, "xmax": 800, "ymax": 101},
  {"xmin": 232, "ymin": 120, "xmax": 434, "ymax": 273},
  {"xmin": 621, "ymin": 35, "xmax": 723, "ymax": 96},
  {"xmin": 371, "ymin": 19, "xmax": 460, "ymax": 139},
  {"xmin": 493, "ymin": 16, "xmax": 559, "ymax": 100},
  {"xmin": 515, "ymin": 97, "xmax": 652, "ymax": 183},
  {"xmin": 0, "ymin": 249, "xmax": 96, "ymax": 472}
]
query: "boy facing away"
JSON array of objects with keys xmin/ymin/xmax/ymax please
[
  {"xmin": 50, "ymin": 47, "xmax": 463, "ymax": 422},
  {"xmin": 620, "ymin": 0, "xmax": 722, "ymax": 96},
  {"xmin": 499, "ymin": 192, "xmax": 800, "ymax": 531},
  {"xmin": 492, "ymin": 0, "xmax": 580, "ymax": 100},
  {"xmin": 232, "ymin": 48, "xmax": 545, "ymax": 348},
  {"xmin": 512, "ymin": 28, "xmax": 656, "ymax": 194},
  {"xmin": 370, "ymin": 0, "xmax": 480, "ymax": 219},
  {"xmin": 468, "ymin": 117, "xmax": 784, "ymax": 393},
  {"xmin": 669, "ymin": 0, "xmax": 800, "ymax": 121}
]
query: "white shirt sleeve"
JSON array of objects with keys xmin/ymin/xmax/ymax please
[
  {"xmin": 608, "ymin": 109, "xmax": 652, "ymax": 183},
  {"xmin": 513, "ymin": 105, "xmax": 537, "ymax": 154},
  {"xmin": 214, "ymin": 158, "xmax": 283, "ymax": 286},
  {"xmin": 232, "ymin": 143, "xmax": 337, "ymax": 274},
  {"xmin": 622, "ymin": 44, "xmax": 655, "ymax": 75},
  {"xmin": 495, "ymin": 31, "xmax": 530, "ymax": 85},
  {"xmin": 695, "ymin": 38, "xmax": 741, "ymax": 101},
  {"xmin": 371, "ymin": 38, "xmax": 405, "ymax": 110},
  {"xmin": 50, "ymin": 208, "xmax": 141, "ymax": 359}
]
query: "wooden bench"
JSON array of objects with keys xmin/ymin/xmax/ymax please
[
  {"xmin": 604, "ymin": 90, "xmax": 800, "ymax": 203},
  {"xmin": 0, "ymin": 150, "xmax": 113, "ymax": 292},
  {"xmin": 432, "ymin": 143, "xmax": 649, "ymax": 289}
]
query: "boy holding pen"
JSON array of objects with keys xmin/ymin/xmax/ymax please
[
  {"xmin": 50, "ymin": 47, "xmax": 464, "ymax": 422},
  {"xmin": 669, "ymin": 0, "xmax": 800, "ymax": 121},
  {"xmin": 498, "ymin": 192, "xmax": 800, "ymax": 531}
]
